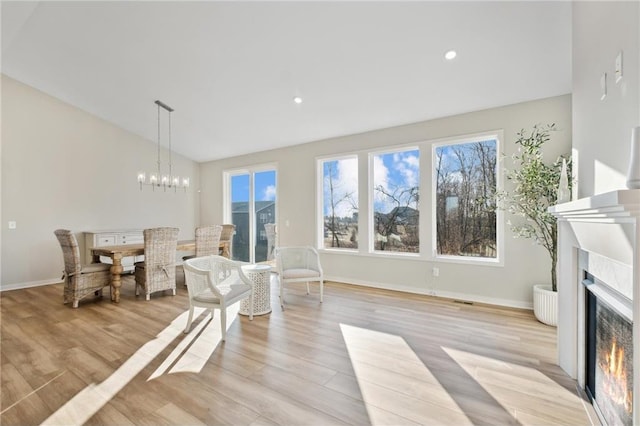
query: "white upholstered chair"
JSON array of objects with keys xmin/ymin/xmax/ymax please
[
  {"xmin": 275, "ymin": 246, "xmax": 323, "ymax": 308},
  {"xmin": 183, "ymin": 255, "xmax": 254, "ymax": 340},
  {"xmin": 54, "ymin": 229, "xmax": 112, "ymax": 308}
]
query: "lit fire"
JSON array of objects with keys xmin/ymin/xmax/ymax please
[{"xmin": 599, "ymin": 338, "xmax": 633, "ymax": 414}]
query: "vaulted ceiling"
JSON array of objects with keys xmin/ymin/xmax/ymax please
[{"xmin": 2, "ymin": 1, "xmax": 571, "ymax": 162}]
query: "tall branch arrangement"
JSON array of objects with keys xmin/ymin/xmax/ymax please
[{"xmin": 498, "ymin": 124, "xmax": 571, "ymax": 292}]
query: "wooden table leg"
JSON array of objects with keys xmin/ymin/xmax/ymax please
[
  {"xmin": 111, "ymin": 253, "xmax": 124, "ymax": 303},
  {"xmin": 221, "ymin": 241, "xmax": 230, "ymax": 258}
]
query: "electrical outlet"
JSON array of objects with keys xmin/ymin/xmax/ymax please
[
  {"xmin": 8, "ymin": 221, "xmax": 16, "ymax": 229},
  {"xmin": 432, "ymin": 267, "xmax": 439, "ymax": 277}
]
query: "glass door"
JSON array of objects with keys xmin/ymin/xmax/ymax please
[
  {"xmin": 254, "ymin": 170, "xmax": 276, "ymax": 263},
  {"xmin": 228, "ymin": 167, "xmax": 277, "ymax": 263}
]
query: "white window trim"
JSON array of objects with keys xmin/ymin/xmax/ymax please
[
  {"xmin": 430, "ymin": 130, "xmax": 504, "ymax": 266},
  {"xmin": 368, "ymin": 145, "xmax": 420, "ymax": 256},
  {"xmin": 316, "ymin": 154, "xmax": 359, "ymax": 251}
]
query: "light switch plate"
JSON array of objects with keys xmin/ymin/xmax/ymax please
[{"xmin": 615, "ymin": 51, "xmax": 623, "ymax": 83}]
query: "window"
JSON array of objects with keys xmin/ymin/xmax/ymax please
[
  {"xmin": 371, "ymin": 148, "xmax": 419, "ymax": 253},
  {"xmin": 259, "ymin": 230, "xmax": 267, "ymax": 240},
  {"xmin": 434, "ymin": 137, "xmax": 498, "ymax": 259},
  {"xmin": 226, "ymin": 167, "xmax": 277, "ymax": 263},
  {"xmin": 319, "ymin": 157, "xmax": 358, "ymax": 249}
]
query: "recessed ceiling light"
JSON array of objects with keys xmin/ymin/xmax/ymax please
[
  {"xmin": 444, "ymin": 50, "xmax": 457, "ymax": 60},
  {"xmin": 293, "ymin": 96, "xmax": 302, "ymax": 104}
]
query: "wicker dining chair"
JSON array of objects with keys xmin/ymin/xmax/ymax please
[
  {"xmin": 183, "ymin": 255, "xmax": 254, "ymax": 341},
  {"xmin": 219, "ymin": 224, "xmax": 236, "ymax": 259},
  {"xmin": 183, "ymin": 225, "xmax": 223, "ymax": 261},
  {"xmin": 54, "ymin": 229, "xmax": 112, "ymax": 308},
  {"xmin": 134, "ymin": 227, "xmax": 179, "ymax": 300},
  {"xmin": 264, "ymin": 223, "xmax": 277, "ymax": 261}
]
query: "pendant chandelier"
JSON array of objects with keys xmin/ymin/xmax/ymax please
[{"xmin": 137, "ymin": 100, "xmax": 190, "ymax": 192}]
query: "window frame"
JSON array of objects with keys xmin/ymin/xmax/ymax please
[
  {"xmin": 368, "ymin": 146, "xmax": 420, "ymax": 257},
  {"xmin": 316, "ymin": 154, "xmax": 360, "ymax": 252},
  {"xmin": 430, "ymin": 131, "xmax": 504, "ymax": 266}
]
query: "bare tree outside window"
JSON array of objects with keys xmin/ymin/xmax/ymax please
[
  {"xmin": 372, "ymin": 149, "xmax": 419, "ymax": 253},
  {"xmin": 321, "ymin": 158, "xmax": 358, "ymax": 249},
  {"xmin": 435, "ymin": 139, "xmax": 497, "ymax": 258}
]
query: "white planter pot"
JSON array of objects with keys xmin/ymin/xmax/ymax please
[{"xmin": 533, "ymin": 284, "xmax": 557, "ymax": 326}]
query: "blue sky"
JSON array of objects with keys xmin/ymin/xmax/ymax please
[
  {"xmin": 434, "ymin": 139, "xmax": 496, "ymax": 182},
  {"xmin": 322, "ymin": 158, "xmax": 358, "ymax": 217},
  {"xmin": 373, "ymin": 149, "xmax": 419, "ymax": 213},
  {"xmin": 231, "ymin": 170, "xmax": 276, "ymax": 202},
  {"xmin": 321, "ymin": 149, "xmax": 420, "ymax": 217}
]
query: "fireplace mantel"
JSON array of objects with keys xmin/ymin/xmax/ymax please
[
  {"xmin": 549, "ymin": 189, "xmax": 640, "ymax": 218},
  {"xmin": 550, "ymin": 190, "xmax": 640, "ymax": 267},
  {"xmin": 550, "ymin": 189, "xmax": 640, "ymax": 425},
  {"xmin": 549, "ymin": 189, "xmax": 640, "ymax": 220}
]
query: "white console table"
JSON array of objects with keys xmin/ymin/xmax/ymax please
[{"xmin": 84, "ymin": 229, "xmax": 144, "ymax": 273}]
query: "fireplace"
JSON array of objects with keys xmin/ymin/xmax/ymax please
[
  {"xmin": 549, "ymin": 189, "xmax": 640, "ymax": 425},
  {"xmin": 585, "ymin": 274, "xmax": 634, "ymax": 425}
]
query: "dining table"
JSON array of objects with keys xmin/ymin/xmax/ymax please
[{"xmin": 91, "ymin": 240, "xmax": 230, "ymax": 303}]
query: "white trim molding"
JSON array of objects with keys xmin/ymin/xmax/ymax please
[{"xmin": 1, "ymin": 278, "xmax": 60, "ymax": 292}]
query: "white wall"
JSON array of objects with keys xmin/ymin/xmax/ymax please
[
  {"xmin": 572, "ymin": 1, "xmax": 640, "ymax": 197},
  {"xmin": 1, "ymin": 76, "xmax": 200, "ymax": 288},
  {"xmin": 201, "ymin": 95, "xmax": 572, "ymax": 308}
]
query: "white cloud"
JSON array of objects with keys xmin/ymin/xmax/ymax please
[
  {"xmin": 404, "ymin": 154, "xmax": 419, "ymax": 168},
  {"xmin": 262, "ymin": 185, "xmax": 276, "ymax": 201},
  {"xmin": 324, "ymin": 158, "xmax": 359, "ymax": 217},
  {"xmin": 393, "ymin": 152, "xmax": 420, "ymax": 188},
  {"xmin": 373, "ymin": 155, "xmax": 396, "ymax": 213}
]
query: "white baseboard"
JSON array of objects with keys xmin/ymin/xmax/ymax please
[
  {"xmin": 3, "ymin": 275, "xmax": 533, "ymax": 310},
  {"xmin": 324, "ymin": 275, "xmax": 533, "ymax": 310},
  {"xmin": 0, "ymin": 278, "xmax": 60, "ymax": 292}
]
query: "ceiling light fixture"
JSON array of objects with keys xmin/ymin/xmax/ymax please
[
  {"xmin": 444, "ymin": 50, "xmax": 457, "ymax": 60},
  {"xmin": 293, "ymin": 96, "xmax": 303, "ymax": 104},
  {"xmin": 137, "ymin": 100, "xmax": 190, "ymax": 192}
]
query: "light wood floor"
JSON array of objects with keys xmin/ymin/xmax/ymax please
[{"xmin": 1, "ymin": 275, "xmax": 597, "ymax": 425}]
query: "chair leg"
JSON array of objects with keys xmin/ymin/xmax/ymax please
[
  {"xmin": 184, "ymin": 306, "xmax": 195, "ymax": 333},
  {"xmin": 210, "ymin": 308, "xmax": 215, "ymax": 320},
  {"xmin": 320, "ymin": 279, "xmax": 323, "ymax": 303},
  {"xmin": 306, "ymin": 282, "xmax": 310, "ymax": 295},
  {"xmin": 72, "ymin": 300, "xmax": 79, "ymax": 308},
  {"xmin": 146, "ymin": 294, "xmax": 150, "ymax": 301},
  {"xmin": 172, "ymin": 288, "xmax": 176, "ymax": 296},
  {"xmin": 280, "ymin": 279, "xmax": 285, "ymax": 310},
  {"xmin": 220, "ymin": 309, "xmax": 227, "ymax": 341}
]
